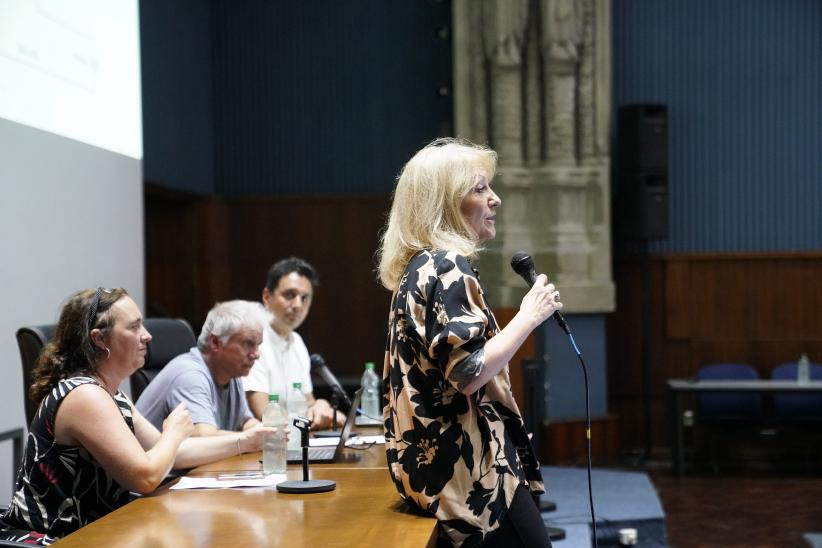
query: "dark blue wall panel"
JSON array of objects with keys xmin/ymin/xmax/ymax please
[
  {"xmin": 613, "ymin": 0, "xmax": 822, "ymax": 252},
  {"xmin": 210, "ymin": 0, "xmax": 452, "ymax": 197},
  {"xmin": 141, "ymin": 0, "xmax": 215, "ymax": 194},
  {"xmin": 542, "ymin": 315, "xmax": 608, "ymax": 420}
]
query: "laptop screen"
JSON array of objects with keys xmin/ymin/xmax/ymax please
[{"xmin": 333, "ymin": 388, "xmax": 363, "ymax": 458}]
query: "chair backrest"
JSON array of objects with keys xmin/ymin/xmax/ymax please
[
  {"xmin": 130, "ymin": 318, "xmax": 197, "ymax": 402},
  {"xmin": 15, "ymin": 324, "xmax": 57, "ymax": 426},
  {"xmin": 770, "ymin": 361, "xmax": 822, "ymax": 421},
  {"xmin": 696, "ymin": 363, "xmax": 762, "ymax": 420}
]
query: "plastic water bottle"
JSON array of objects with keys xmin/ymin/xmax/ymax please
[
  {"xmin": 262, "ymin": 394, "xmax": 287, "ymax": 474},
  {"xmin": 797, "ymin": 353, "xmax": 810, "ymax": 385},
  {"xmin": 287, "ymin": 382, "xmax": 308, "ymax": 451},
  {"xmin": 361, "ymin": 362, "xmax": 381, "ymax": 422}
]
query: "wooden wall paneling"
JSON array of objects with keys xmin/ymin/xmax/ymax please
[
  {"xmin": 611, "ymin": 397, "xmax": 645, "ymax": 451},
  {"xmin": 664, "ymin": 258, "xmax": 690, "ymax": 339},
  {"xmin": 608, "ymin": 256, "xmax": 643, "ymax": 396},
  {"xmin": 756, "ymin": 258, "xmax": 786, "ymax": 338},
  {"xmin": 607, "ymin": 253, "xmax": 645, "ymax": 452},
  {"xmin": 665, "ymin": 340, "xmax": 691, "ymax": 384},
  {"xmin": 649, "ymin": 256, "xmax": 669, "ymax": 393},
  {"xmin": 225, "ymin": 195, "xmax": 392, "ymax": 380},
  {"xmin": 786, "ymin": 257, "xmax": 822, "ymax": 339},
  {"xmin": 691, "ymin": 338, "xmax": 752, "ymax": 371},
  {"xmin": 541, "ymin": 417, "xmax": 620, "ymax": 465},
  {"xmin": 609, "ymin": 252, "xmax": 822, "ymax": 459},
  {"xmin": 690, "ymin": 259, "xmax": 744, "ymax": 339},
  {"xmin": 195, "ymin": 198, "xmax": 232, "ymax": 323},
  {"xmin": 144, "ymin": 186, "xmax": 200, "ymax": 321}
]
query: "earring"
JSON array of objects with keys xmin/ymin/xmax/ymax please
[{"xmin": 104, "ymin": 347, "xmax": 111, "ymax": 360}]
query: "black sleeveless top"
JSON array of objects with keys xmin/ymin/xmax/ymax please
[{"xmin": 0, "ymin": 377, "xmax": 133, "ymax": 544}]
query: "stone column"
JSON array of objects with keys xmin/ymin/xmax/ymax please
[{"xmin": 453, "ymin": 0, "xmax": 614, "ymax": 313}]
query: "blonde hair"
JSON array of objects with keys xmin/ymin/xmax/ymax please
[{"xmin": 377, "ymin": 138, "xmax": 498, "ymax": 291}]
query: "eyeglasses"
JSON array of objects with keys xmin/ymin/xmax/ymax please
[{"xmin": 86, "ymin": 287, "xmax": 114, "ymax": 332}]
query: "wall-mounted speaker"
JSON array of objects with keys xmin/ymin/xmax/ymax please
[
  {"xmin": 617, "ymin": 104, "xmax": 669, "ymax": 240},
  {"xmin": 618, "ymin": 104, "xmax": 668, "ymax": 171},
  {"xmin": 617, "ymin": 172, "xmax": 669, "ymax": 240}
]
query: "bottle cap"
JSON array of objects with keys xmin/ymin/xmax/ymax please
[
  {"xmin": 365, "ymin": 362, "xmax": 375, "ymax": 370},
  {"xmin": 618, "ymin": 528, "xmax": 638, "ymax": 545},
  {"xmin": 268, "ymin": 394, "xmax": 279, "ymax": 402},
  {"xmin": 292, "ymin": 382, "xmax": 302, "ymax": 389}
]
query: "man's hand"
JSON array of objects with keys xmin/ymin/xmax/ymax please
[{"xmin": 307, "ymin": 399, "xmax": 345, "ymax": 430}]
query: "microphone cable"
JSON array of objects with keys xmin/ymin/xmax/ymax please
[
  {"xmin": 560, "ymin": 325, "xmax": 598, "ymax": 548},
  {"xmin": 509, "ymin": 252, "xmax": 598, "ymax": 546}
]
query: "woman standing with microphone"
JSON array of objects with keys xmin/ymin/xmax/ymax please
[{"xmin": 377, "ymin": 138, "xmax": 563, "ymax": 547}]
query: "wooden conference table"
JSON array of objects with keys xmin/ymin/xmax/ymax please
[
  {"xmin": 56, "ymin": 428, "xmax": 435, "ymax": 547},
  {"xmin": 667, "ymin": 378, "xmax": 822, "ymax": 476}
]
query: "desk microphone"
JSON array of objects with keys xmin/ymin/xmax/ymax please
[
  {"xmin": 310, "ymin": 353, "xmax": 352, "ymax": 407},
  {"xmin": 510, "ymin": 251, "xmax": 570, "ymax": 334}
]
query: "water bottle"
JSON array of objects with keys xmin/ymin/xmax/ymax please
[
  {"xmin": 287, "ymin": 382, "xmax": 308, "ymax": 451},
  {"xmin": 262, "ymin": 394, "xmax": 287, "ymax": 474},
  {"xmin": 361, "ymin": 362, "xmax": 381, "ymax": 423},
  {"xmin": 797, "ymin": 353, "xmax": 810, "ymax": 385}
]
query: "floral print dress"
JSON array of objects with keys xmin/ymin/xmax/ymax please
[
  {"xmin": 384, "ymin": 250, "xmax": 544, "ymax": 547},
  {"xmin": 0, "ymin": 377, "xmax": 133, "ymax": 545}
]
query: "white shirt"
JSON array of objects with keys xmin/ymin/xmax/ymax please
[{"xmin": 243, "ymin": 322, "xmax": 312, "ymax": 404}]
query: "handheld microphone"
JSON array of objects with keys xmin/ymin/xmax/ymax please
[
  {"xmin": 309, "ymin": 353, "xmax": 352, "ymax": 407},
  {"xmin": 510, "ymin": 251, "xmax": 570, "ymax": 335}
]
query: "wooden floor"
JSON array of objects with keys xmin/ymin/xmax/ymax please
[{"xmin": 645, "ymin": 467, "xmax": 822, "ymax": 547}]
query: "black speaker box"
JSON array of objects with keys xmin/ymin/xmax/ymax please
[
  {"xmin": 617, "ymin": 171, "xmax": 669, "ymax": 240},
  {"xmin": 618, "ymin": 104, "xmax": 667, "ymax": 172}
]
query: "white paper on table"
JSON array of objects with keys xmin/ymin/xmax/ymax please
[
  {"xmin": 170, "ymin": 473, "xmax": 287, "ymax": 490},
  {"xmin": 306, "ymin": 435, "xmax": 384, "ymax": 448},
  {"xmin": 308, "ymin": 437, "xmax": 340, "ymax": 447},
  {"xmin": 347, "ymin": 435, "xmax": 385, "ymax": 446}
]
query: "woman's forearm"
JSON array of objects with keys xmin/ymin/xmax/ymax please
[
  {"xmin": 140, "ymin": 433, "xmax": 185, "ymax": 490},
  {"xmin": 460, "ymin": 311, "xmax": 539, "ymax": 395},
  {"xmin": 461, "ymin": 274, "xmax": 561, "ymax": 395}
]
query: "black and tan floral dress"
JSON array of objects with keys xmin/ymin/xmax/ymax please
[
  {"xmin": 0, "ymin": 377, "xmax": 133, "ymax": 545},
  {"xmin": 384, "ymin": 250, "xmax": 544, "ymax": 547}
]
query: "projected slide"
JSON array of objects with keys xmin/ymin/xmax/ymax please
[{"xmin": 0, "ymin": 0, "xmax": 142, "ymax": 159}]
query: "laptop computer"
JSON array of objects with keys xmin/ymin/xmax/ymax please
[{"xmin": 286, "ymin": 388, "xmax": 362, "ymax": 464}]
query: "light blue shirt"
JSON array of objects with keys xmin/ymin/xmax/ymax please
[{"xmin": 136, "ymin": 347, "xmax": 253, "ymax": 431}]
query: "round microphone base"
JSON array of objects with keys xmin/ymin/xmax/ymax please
[{"xmin": 276, "ymin": 479, "xmax": 336, "ymax": 494}]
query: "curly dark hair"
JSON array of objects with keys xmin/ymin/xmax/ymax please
[{"xmin": 29, "ymin": 287, "xmax": 128, "ymax": 405}]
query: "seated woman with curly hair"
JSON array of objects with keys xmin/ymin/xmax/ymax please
[{"xmin": 0, "ymin": 288, "xmax": 272, "ymax": 545}]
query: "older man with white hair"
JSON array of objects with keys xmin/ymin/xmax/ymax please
[{"xmin": 137, "ymin": 300, "xmax": 270, "ymax": 436}]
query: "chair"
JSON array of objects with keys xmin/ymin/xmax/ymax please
[
  {"xmin": 15, "ymin": 324, "xmax": 56, "ymax": 426},
  {"xmin": 770, "ymin": 361, "xmax": 822, "ymax": 469},
  {"xmin": 695, "ymin": 363, "xmax": 763, "ymax": 473},
  {"xmin": 130, "ymin": 318, "xmax": 197, "ymax": 402},
  {"xmin": 696, "ymin": 363, "xmax": 762, "ymax": 420},
  {"xmin": 16, "ymin": 319, "xmax": 196, "ymax": 422},
  {"xmin": 770, "ymin": 361, "xmax": 822, "ymax": 422}
]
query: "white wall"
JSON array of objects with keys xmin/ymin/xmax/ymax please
[{"xmin": 0, "ymin": 118, "xmax": 144, "ymax": 500}]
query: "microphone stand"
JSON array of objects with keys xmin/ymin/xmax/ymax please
[
  {"xmin": 314, "ymin": 387, "xmax": 349, "ymax": 438},
  {"xmin": 330, "ymin": 392, "xmax": 340, "ymax": 433},
  {"xmin": 276, "ymin": 417, "xmax": 336, "ymax": 494},
  {"xmin": 522, "ymin": 358, "xmax": 565, "ymax": 542}
]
